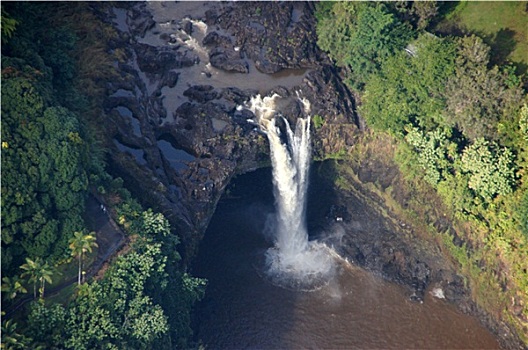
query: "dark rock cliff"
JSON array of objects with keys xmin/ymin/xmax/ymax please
[
  {"xmin": 101, "ymin": 1, "xmax": 358, "ymax": 258},
  {"xmin": 94, "ymin": 3, "xmax": 523, "ymax": 346}
]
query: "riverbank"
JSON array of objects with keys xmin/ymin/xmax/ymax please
[
  {"xmin": 324, "ymin": 132, "xmax": 525, "ymax": 349},
  {"xmin": 32, "ymin": 2, "xmax": 524, "ymax": 347},
  {"xmin": 191, "ymin": 166, "xmax": 500, "ymax": 349}
]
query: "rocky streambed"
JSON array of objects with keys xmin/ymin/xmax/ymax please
[
  {"xmin": 101, "ymin": 1, "xmax": 357, "ymax": 258},
  {"xmin": 95, "ymin": 2, "xmax": 522, "ymax": 348}
]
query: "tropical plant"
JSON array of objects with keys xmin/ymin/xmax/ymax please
[
  {"xmin": 27, "ymin": 301, "xmax": 66, "ymax": 347},
  {"xmin": 0, "ymin": 9, "xmax": 18, "ymax": 40},
  {"xmin": 445, "ymin": 35, "xmax": 524, "ymax": 141},
  {"xmin": 460, "ymin": 138, "xmax": 517, "ymax": 201},
  {"xmin": 1, "ymin": 319, "xmax": 29, "ymax": 350},
  {"xmin": 1, "ymin": 276, "xmax": 27, "ymax": 301},
  {"xmin": 20, "ymin": 257, "xmax": 55, "ymax": 298},
  {"xmin": 316, "ymin": 2, "xmax": 414, "ymax": 89},
  {"xmin": 63, "ymin": 240, "xmax": 169, "ymax": 349},
  {"xmin": 360, "ymin": 34, "xmax": 456, "ymax": 133},
  {"xmin": 312, "ymin": 115, "xmax": 324, "ymax": 129},
  {"xmin": 69, "ymin": 231, "xmax": 98, "ymax": 285},
  {"xmin": 404, "ymin": 126, "xmax": 456, "ymax": 185}
]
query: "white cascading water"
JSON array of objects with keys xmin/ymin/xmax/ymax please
[{"xmin": 247, "ymin": 94, "xmax": 335, "ymax": 290}]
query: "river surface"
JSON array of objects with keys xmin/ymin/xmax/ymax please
[{"xmin": 192, "ymin": 169, "xmax": 500, "ymax": 349}]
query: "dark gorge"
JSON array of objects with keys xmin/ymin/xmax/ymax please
[
  {"xmin": 97, "ymin": 2, "xmax": 525, "ymax": 348},
  {"xmin": 2, "ymin": 1, "xmax": 526, "ymax": 348}
]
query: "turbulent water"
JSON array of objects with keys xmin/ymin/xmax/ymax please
[
  {"xmin": 246, "ymin": 95, "xmax": 335, "ymax": 290},
  {"xmin": 192, "ymin": 172, "xmax": 500, "ymax": 349}
]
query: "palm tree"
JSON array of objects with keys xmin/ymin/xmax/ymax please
[
  {"xmin": 37, "ymin": 261, "xmax": 55, "ymax": 298},
  {"xmin": 20, "ymin": 257, "xmax": 42, "ymax": 299},
  {"xmin": 1, "ymin": 319, "xmax": 28, "ymax": 350},
  {"xmin": 1, "ymin": 276, "xmax": 28, "ymax": 301},
  {"xmin": 20, "ymin": 257, "xmax": 55, "ymax": 299},
  {"xmin": 69, "ymin": 231, "xmax": 98, "ymax": 285}
]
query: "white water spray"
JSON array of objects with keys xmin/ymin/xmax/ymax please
[{"xmin": 247, "ymin": 94, "xmax": 335, "ymax": 290}]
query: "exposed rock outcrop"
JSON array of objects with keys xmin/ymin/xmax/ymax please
[
  {"xmin": 95, "ymin": 2, "xmax": 522, "ymax": 347},
  {"xmin": 102, "ymin": 1, "xmax": 358, "ymax": 258}
]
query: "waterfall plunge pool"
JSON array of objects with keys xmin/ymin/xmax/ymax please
[{"xmin": 191, "ymin": 166, "xmax": 500, "ymax": 349}]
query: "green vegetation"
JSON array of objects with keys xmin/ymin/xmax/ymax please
[
  {"xmin": 436, "ymin": 1, "xmax": 527, "ymax": 73},
  {"xmin": 69, "ymin": 231, "xmax": 98, "ymax": 285},
  {"xmin": 1, "ymin": 9, "xmax": 18, "ymax": 40},
  {"xmin": 1, "ymin": 2, "xmax": 98, "ymax": 277},
  {"xmin": 312, "ymin": 114, "xmax": 325, "ymax": 129},
  {"xmin": 316, "ymin": 1, "xmax": 528, "ymax": 344},
  {"xmin": 316, "ymin": 2, "xmax": 414, "ymax": 89},
  {"xmin": 1, "ymin": 3, "xmax": 206, "ymax": 348}
]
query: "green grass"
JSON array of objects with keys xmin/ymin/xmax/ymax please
[
  {"xmin": 48, "ymin": 248, "xmax": 98, "ymax": 290},
  {"xmin": 436, "ymin": 1, "xmax": 528, "ymax": 74},
  {"xmin": 44, "ymin": 284, "xmax": 77, "ymax": 307}
]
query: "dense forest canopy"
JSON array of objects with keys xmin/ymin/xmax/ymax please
[
  {"xmin": 1, "ymin": 3, "xmax": 205, "ymax": 349},
  {"xmin": 316, "ymin": 1, "xmax": 527, "ymax": 343}
]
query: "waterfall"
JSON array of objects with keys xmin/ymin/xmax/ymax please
[{"xmin": 246, "ymin": 94, "xmax": 335, "ymax": 290}]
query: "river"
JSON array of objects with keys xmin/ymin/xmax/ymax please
[{"xmin": 192, "ymin": 168, "xmax": 499, "ymax": 349}]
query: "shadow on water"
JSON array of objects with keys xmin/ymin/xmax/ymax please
[
  {"xmin": 192, "ymin": 167, "xmax": 300, "ymax": 348},
  {"xmin": 191, "ymin": 164, "xmax": 363, "ymax": 347},
  {"xmin": 192, "ymin": 163, "xmax": 500, "ymax": 349}
]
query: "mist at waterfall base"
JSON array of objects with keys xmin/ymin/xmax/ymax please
[{"xmin": 246, "ymin": 94, "xmax": 336, "ymax": 291}]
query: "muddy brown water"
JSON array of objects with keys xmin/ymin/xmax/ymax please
[
  {"xmin": 116, "ymin": 3, "xmax": 501, "ymax": 347},
  {"xmin": 192, "ymin": 169, "xmax": 500, "ymax": 349},
  {"xmin": 117, "ymin": 2, "xmax": 311, "ymax": 124}
]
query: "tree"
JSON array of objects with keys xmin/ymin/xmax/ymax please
[
  {"xmin": 2, "ymin": 76, "xmax": 89, "ymax": 273},
  {"xmin": 27, "ymin": 301, "xmax": 67, "ymax": 347},
  {"xmin": 1, "ymin": 320, "xmax": 30, "ymax": 350},
  {"xmin": 518, "ymin": 190, "xmax": 528, "ymax": 238},
  {"xmin": 412, "ymin": 1, "xmax": 438, "ymax": 30},
  {"xmin": 360, "ymin": 34, "xmax": 456, "ymax": 133},
  {"xmin": 1, "ymin": 276, "xmax": 27, "ymax": 301},
  {"xmin": 140, "ymin": 209, "xmax": 171, "ymax": 237},
  {"xmin": 20, "ymin": 257, "xmax": 55, "ymax": 298},
  {"xmin": 519, "ymin": 104, "xmax": 528, "ymax": 143},
  {"xmin": 404, "ymin": 126, "xmax": 456, "ymax": 185},
  {"xmin": 316, "ymin": 2, "xmax": 414, "ymax": 89},
  {"xmin": 460, "ymin": 138, "xmax": 517, "ymax": 201},
  {"xmin": 63, "ymin": 240, "xmax": 169, "ymax": 349},
  {"xmin": 445, "ymin": 35, "xmax": 524, "ymax": 141},
  {"xmin": 0, "ymin": 9, "xmax": 18, "ymax": 41},
  {"xmin": 69, "ymin": 231, "xmax": 98, "ymax": 285},
  {"xmin": 2, "ymin": 6, "xmax": 96, "ymax": 273}
]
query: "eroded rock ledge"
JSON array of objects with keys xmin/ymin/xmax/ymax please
[
  {"xmin": 101, "ymin": 1, "xmax": 357, "ymax": 257},
  {"xmin": 95, "ymin": 2, "xmax": 522, "ymax": 347}
]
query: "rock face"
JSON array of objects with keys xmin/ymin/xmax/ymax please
[
  {"xmin": 101, "ymin": 1, "xmax": 358, "ymax": 258},
  {"xmin": 97, "ymin": 3, "xmax": 521, "ymax": 346},
  {"xmin": 100, "ymin": 1, "xmax": 466, "ymax": 301}
]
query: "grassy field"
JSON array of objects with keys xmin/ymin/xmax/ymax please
[{"xmin": 436, "ymin": 1, "xmax": 527, "ymax": 74}]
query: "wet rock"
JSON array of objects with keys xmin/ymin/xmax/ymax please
[
  {"xmin": 155, "ymin": 71, "xmax": 179, "ymax": 92},
  {"xmin": 254, "ymin": 58, "xmax": 282, "ymax": 74},
  {"xmin": 209, "ymin": 51, "xmax": 249, "ymax": 73},
  {"xmin": 128, "ymin": 4, "xmax": 155, "ymax": 38},
  {"xmin": 203, "ymin": 31, "xmax": 248, "ymax": 73},
  {"xmin": 100, "ymin": 1, "xmax": 358, "ymax": 266},
  {"xmin": 203, "ymin": 31, "xmax": 232, "ymax": 47},
  {"xmin": 183, "ymin": 85, "xmax": 218, "ymax": 103},
  {"xmin": 135, "ymin": 43, "xmax": 198, "ymax": 73},
  {"xmin": 183, "ymin": 20, "xmax": 193, "ymax": 36},
  {"xmin": 220, "ymin": 87, "xmax": 252, "ymax": 105}
]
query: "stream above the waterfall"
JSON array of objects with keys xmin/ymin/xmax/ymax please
[{"xmin": 192, "ymin": 168, "xmax": 500, "ymax": 349}]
